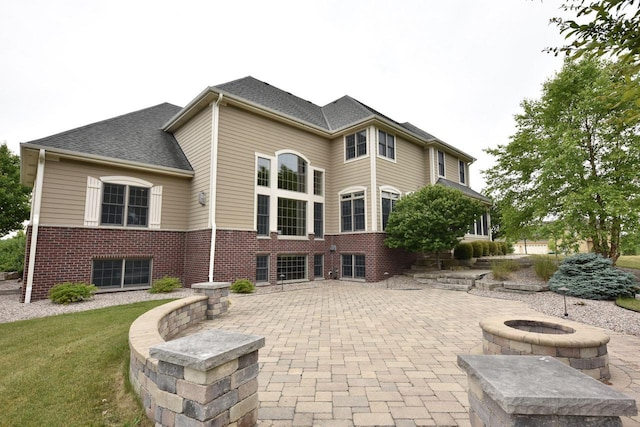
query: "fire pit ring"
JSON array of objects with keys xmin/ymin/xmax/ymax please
[{"xmin": 480, "ymin": 315, "xmax": 610, "ymax": 380}]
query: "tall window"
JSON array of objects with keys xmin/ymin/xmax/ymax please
[
  {"xmin": 342, "ymin": 254, "xmax": 365, "ymax": 279},
  {"xmin": 437, "ymin": 150, "xmax": 445, "ymax": 177},
  {"xmin": 381, "ymin": 191, "xmax": 399, "ymax": 230},
  {"xmin": 459, "ymin": 160, "xmax": 466, "ymax": 184},
  {"xmin": 256, "ymin": 255, "xmax": 269, "ymax": 282},
  {"xmin": 378, "ymin": 130, "xmax": 395, "ymax": 160},
  {"xmin": 341, "ymin": 192, "xmax": 365, "ymax": 232},
  {"xmin": 278, "ymin": 198, "xmax": 306, "ymax": 236},
  {"xmin": 92, "ymin": 259, "xmax": 151, "ymax": 289},
  {"xmin": 314, "ymin": 254, "xmax": 324, "ymax": 278},
  {"xmin": 101, "ymin": 183, "xmax": 149, "ymax": 227},
  {"xmin": 345, "ymin": 130, "xmax": 367, "ymax": 160},
  {"xmin": 257, "ymin": 195, "xmax": 270, "ymax": 236},
  {"xmin": 278, "ymin": 153, "xmax": 306, "ymax": 192},
  {"xmin": 277, "ymin": 255, "xmax": 306, "ymax": 281},
  {"xmin": 314, "ymin": 202, "xmax": 323, "ymax": 238},
  {"xmin": 313, "ymin": 170, "xmax": 323, "ymax": 195},
  {"xmin": 257, "ymin": 157, "xmax": 270, "ymax": 186}
]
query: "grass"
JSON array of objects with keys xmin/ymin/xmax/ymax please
[
  {"xmin": 616, "ymin": 255, "xmax": 640, "ymax": 270},
  {"xmin": 491, "ymin": 259, "xmax": 521, "ymax": 280},
  {"xmin": 616, "ymin": 296, "xmax": 640, "ymax": 312},
  {"xmin": 0, "ymin": 299, "xmax": 174, "ymax": 427}
]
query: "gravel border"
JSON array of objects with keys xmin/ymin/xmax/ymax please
[{"xmin": 1, "ymin": 277, "xmax": 638, "ymax": 338}]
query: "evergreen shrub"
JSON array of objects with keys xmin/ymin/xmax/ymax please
[
  {"xmin": 49, "ymin": 282, "xmax": 97, "ymax": 304},
  {"xmin": 453, "ymin": 243, "xmax": 473, "ymax": 260},
  {"xmin": 489, "ymin": 241, "xmax": 500, "ymax": 256},
  {"xmin": 149, "ymin": 276, "xmax": 182, "ymax": 293},
  {"xmin": 548, "ymin": 253, "xmax": 638, "ymax": 300},
  {"xmin": 482, "ymin": 241, "xmax": 491, "ymax": 256},
  {"xmin": 230, "ymin": 279, "xmax": 256, "ymax": 293},
  {"xmin": 471, "ymin": 241, "xmax": 484, "ymax": 258}
]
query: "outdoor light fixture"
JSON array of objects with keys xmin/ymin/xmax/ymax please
[
  {"xmin": 280, "ymin": 274, "xmax": 285, "ymax": 291},
  {"xmin": 558, "ymin": 286, "xmax": 569, "ymax": 317}
]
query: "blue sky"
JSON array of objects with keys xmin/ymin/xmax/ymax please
[{"xmin": 0, "ymin": 0, "xmax": 570, "ymax": 190}]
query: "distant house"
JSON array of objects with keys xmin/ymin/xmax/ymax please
[{"xmin": 19, "ymin": 76, "xmax": 490, "ymax": 302}]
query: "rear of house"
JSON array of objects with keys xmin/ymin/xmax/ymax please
[{"xmin": 19, "ymin": 76, "xmax": 490, "ymax": 302}]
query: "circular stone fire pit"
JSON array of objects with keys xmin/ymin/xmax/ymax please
[{"xmin": 480, "ymin": 315, "xmax": 610, "ymax": 380}]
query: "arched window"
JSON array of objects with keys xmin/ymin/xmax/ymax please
[{"xmin": 277, "ymin": 153, "xmax": 307, "ymax": 193}]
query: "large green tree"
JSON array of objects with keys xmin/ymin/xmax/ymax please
[
  {"xmin": 0, "ymin": 143, "xmax": 31, "ymax": 236},
  {"xmin": 484, "ymin": 58, "xmax": 640, "ymax": 264},
  {"xmin": 384, "ymin": 185, "xmax": 486, "ymax": 267}
]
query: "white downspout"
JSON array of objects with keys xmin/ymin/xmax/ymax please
[
  {"xmin": 24, "ymin": 149, "xmax": 46, "ymax": 303},
  {"xmin": 208, "ymin": 93, "xmax": 223, "ymax": 282}
]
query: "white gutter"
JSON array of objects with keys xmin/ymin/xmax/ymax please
[
  {"xmin": 24, "ymin": 149, "xmax": 46, "ymax": 303},
  {"xmin": 208, "ymin": 93, "xmax": 223, "ymax": 282}
]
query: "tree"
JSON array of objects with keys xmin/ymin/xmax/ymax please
[
  {"xmin": 0, "ymin": 143, "xmax": 31, "ymax": 236},
  {"xmin": 384, "ymin": 185, "xmax": 486, "ymax": 268},
  {"xmin": 484, "ymin": 58, "xmax": 640, "ymax": 264}
]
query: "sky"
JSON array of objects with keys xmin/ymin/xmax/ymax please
[{"xmin": 0, "ymin": 0, "xmax": 570, "ymax": 191}]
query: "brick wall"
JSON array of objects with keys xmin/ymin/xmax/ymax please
[
  {"xmin": 184, "ymin": 229, "xmax": 212, "ymax": 286},
  {"xmin": 22, "ymin": 226, "xmax": 188, "ymax": 302}
]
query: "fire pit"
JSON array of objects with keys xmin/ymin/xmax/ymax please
[{"xmin": 479, "ymin": 315, "xmax": 610, "ymax": 380}]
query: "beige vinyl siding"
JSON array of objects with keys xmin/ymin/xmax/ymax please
[
  {"xmin": 215, "ymin": 105, "xmax": 331, "ymax": 230},
  {"xmin": 39, "ymin": 158, "xmax": 191, "ymax": 229},
  {"xmin": 325, "ymin": 129, "xmax": 372, "ymax": 234},
  {"xmin": 376, "ymin": 136, "xmax": 428, "ymax": 193},
  {"xmin": 445, "ymin": 153, "xmax": 459, "ymax": 183},
  {"xmin": 173, "ymin": 107, "xmax": 212, "ymax": 230}
]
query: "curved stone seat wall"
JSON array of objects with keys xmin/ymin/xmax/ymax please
[{"xmin": 127, "ymin": 282, "xmax": 263, "ymax": 426}]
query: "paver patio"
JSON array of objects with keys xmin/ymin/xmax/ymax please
[{"xmin": 186, "ymin": 282, "xmax": 640, "ymax": 426}]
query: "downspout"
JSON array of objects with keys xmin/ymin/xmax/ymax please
[
  {"xmin": 208, "ymin": 93, "xmax": 223, "ymax": 282},
  {"xmin": 24, "ymin": 149, "xmax": 46, "ymax": 303}
]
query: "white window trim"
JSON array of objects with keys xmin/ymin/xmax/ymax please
[
  {"xmin": 437, "ymin": 150, "xmax": 446, "ymax": 178},
  {"xmin": 377, "ymin": 130, "xmax": 397, "ymax": 163},
  {"xmin": 84, "ymin": 176, "xmax": 161, "ymax": 229},
  {"xmin": 380, "ymin": 186, "xmax": 401, "ymax": 231},
  {"xmin": 339, "ymin": 186, "xmax": 368, "ymax": 233},
  {"xmin": 459, "ymin": 160, "xmax": 468, "ymax": 186},
  {"xmin": 343, "ymin": 129, "xmax": 370, "ymax": 163}
]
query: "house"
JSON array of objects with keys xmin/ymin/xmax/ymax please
[{"xmin": 19, "ymin": 76, "xmax": 490, "ymax": 302}]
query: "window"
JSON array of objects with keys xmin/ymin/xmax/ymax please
[
  {"xmin": 278, "ymin": 198, "xmax": 306, "ymax": 236},
  {"xmin": 277, "ymin": 255, "xmax": 306, "ymax": 281},
  {"xmin": 257, "ymin": 157, "xmax": 270, "ymax": 186},
  {"xmin": 314, "ymin": 254, "xmax": 324, "ymax": 278},
  {"xmin": 341, "ymin": 192, "xmax": 366, "ymax": 232},
  {"xmin": 278, "ymin": 153, "xmax": 307, "ymax": 192},
  {"xmin": 256, "ymin": 255, "xmax": 269, "ymax": 282},
  {"xmin": 314, "ymin": 202, "xmax": 323, "ymax": 238},
  {"xmin": 438, "ymin": 150, "xmax": 445, "ymax": 177},
  {"xmin": 378, "ymin": 130, "xmax": 395, "ymax": 160},
  {"xmin": 345, "ymin": 130, "xmax": 367, "ymax": 160},
  {"xmin": 470, "ymin": 212, "xmax": 489, "ymax": 236},
  {"xmin": 313, "ymin": 170, "xmax": 323, "ymax": 195},
  {"xmin": 101, "ymin": 183, "xmax": 149, "ymax": 227},
  {"xmin": 92, "ymin": 259, "xmax": 151, "ymax": 289},
  {"xmin": 459, "ymin": 160, "xmax": 466, "ymax": 184},
  {"xmin": 381, "ymin": 191, "xmax": 399, "ymax": 230},
  {"xmin": 342, "ymin": 254, "xmax": 365, "ymax": 279},
  {"xmin": 257, "ymin": 195, "xmax": 270, "ymax": 236},
  {"xmin": 482, "ymin": 212, "xmax": 489, "ymax": 236}
]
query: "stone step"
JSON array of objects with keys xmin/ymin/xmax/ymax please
[
  {"xmin": 416, "ymin": 279, "xmax": 473, "ymax": 291},
  {"xmin": 502, "ymin": 282, "xmax": 548, "ymax": 292},
  {"xmin": 0, "ymin": 287, "xmax": 21, "ymax": 296}
]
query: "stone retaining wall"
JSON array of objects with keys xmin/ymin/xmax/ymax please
[{"xmin": 128, "ymin": 282, "xmax": 263, "ymax": 426}]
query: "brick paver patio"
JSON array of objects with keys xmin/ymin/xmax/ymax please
[{"xmin": 187, "ymin": 282, "xmax": 640, "ymax": 426}]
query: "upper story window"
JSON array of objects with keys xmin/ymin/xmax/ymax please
[
  {"xmin": 378, "ymin": 130, "xmax": 395, "ymax": 160},
  {"xmin": 85, "ymin": 176, "xmax": 162, "ymax": 229},
  {"xmin": 257, "ymin": 157, "xmax": 270, "ymax": 187},
  {"xmin": 381, "ymin": 190, "xmax": 400, "ymax": 230},
  {"xmin": 313, "ymin": 170, "xmax": 323, "ymax": 196},
  {"xmin": 278, "ymin": 153, "xmax": 307, "ymax": 192},
  {"xmin": 101, "ymin": 184, "xmax": 149, "ymax": 227},
  {"xmin": 437, "ymin": 150, "xmax": 445, "ymax": 177},
  {"xmin": 345, "ymin": 130, "xmax": 367, "ymax": 160},
  {"xmin": 459, "ymin": 160, "xmax": 466, "ymax": 184},
  {"xmin": 341, "ymin": 191, "xmax": 366, "ymax": 232}
]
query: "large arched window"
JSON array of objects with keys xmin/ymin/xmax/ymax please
[{"xmin": 278, "ymin": 153, "xmax": 307, "ymax": 193}]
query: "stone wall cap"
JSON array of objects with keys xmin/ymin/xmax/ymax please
[
  {"xmin": 150, "ymin": 329, "xmax": 265, "ymax": 371},
  {"xmin": 457, "ymin": 355, "xmax": 637, "ymax": 417},
  {"xmin": 191, "ymin": 282, "xmax": 231, "ymax": 290}
]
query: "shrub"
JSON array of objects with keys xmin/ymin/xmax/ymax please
[
  {"xmin": 482, "ymin": 241, "xmax": 491, "ymax": 256},
  {"xmin": 489, "ymin": 241, "xmax": 500, "ymax": 256},
  {"xmin": 149, "ymin": 276, "xmax": 182, "ymax": 294},
  {"xmin": 502, "ymin": 241, "xmax": 512, "ymax": 254},
  {"xmin": 533, "ymin": 256, "xmax": 558, "ymax": 281},
  {"xmin": 491, "ymin": 260, "xmax": 521, "ymax": 280},
  {"xmin": 0, "ymin": 232, "xmax": 26, "ymax": 275},
  {"xmin": 548, "ymin": 253, "xmax": 638, "ymax": 300},
  {"xmin": 453, "ymin": 243, "xmax": 473, "ymax": 260},
  {"xmin": 471, "ymin": 241, "xmax": 484, "ymax": 258},
  {"xmin": 230, "ymin": 279, "xmax": 256, "ymax": 294},
  {"xmin": 49, "ymin": 282, "xmax": 97, "ymax": 304}
]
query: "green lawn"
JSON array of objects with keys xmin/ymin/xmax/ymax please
[
  {"xmin": 616, "ymin": 255, "xmax": 640, "ymax": 270},
  {"xmin": 0, "ymin": 300, "xmax": 173, "ymax": 427}
]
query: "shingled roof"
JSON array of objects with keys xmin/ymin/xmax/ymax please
[
  {"xmin": 23, "ymin": 103, "xmax": 192, "ymax": 171},
  {"xmin": 436, "ymin": 178, "xmax": 491, "ymax": 203}
]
